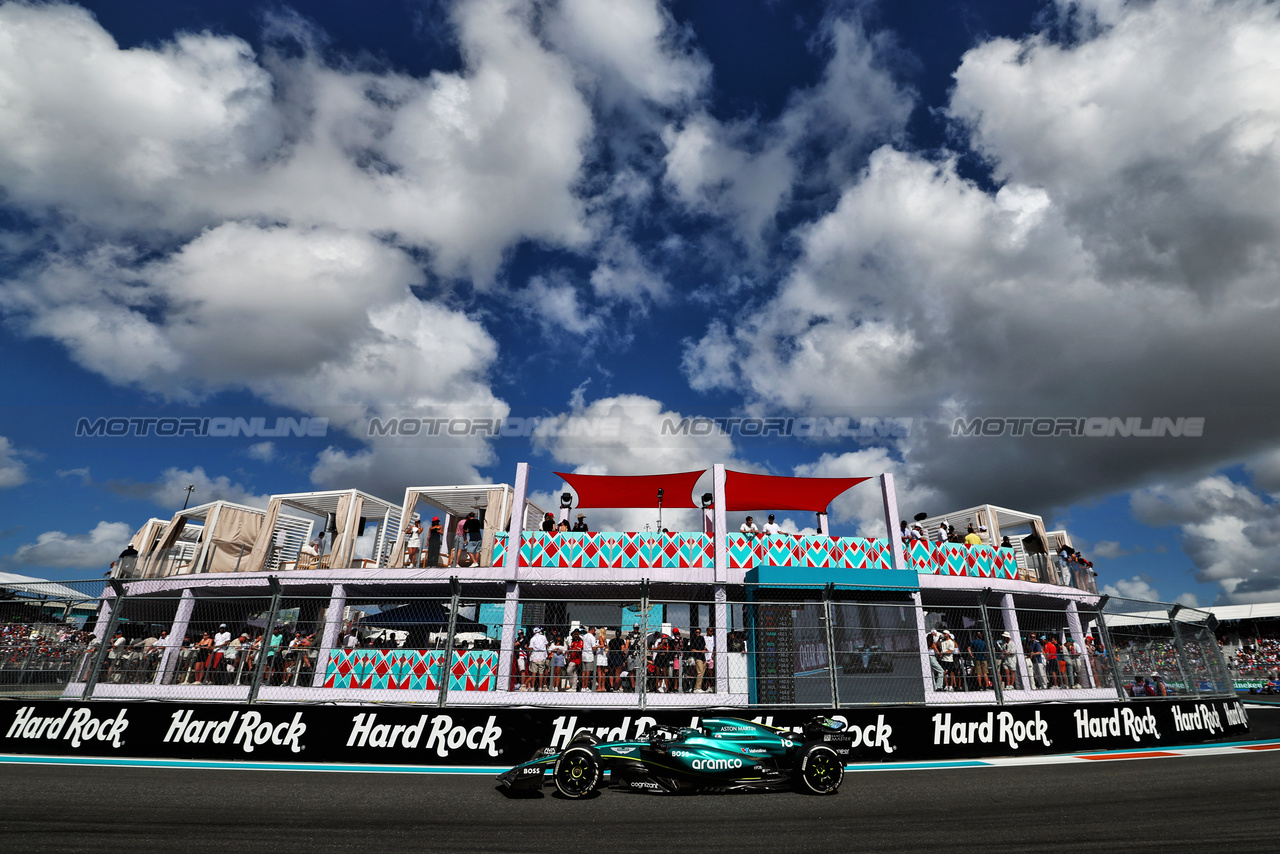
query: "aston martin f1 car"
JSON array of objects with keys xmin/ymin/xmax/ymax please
[{"xmin": 497, "ymin": 716, "xmax": 850, "ymax": 797}]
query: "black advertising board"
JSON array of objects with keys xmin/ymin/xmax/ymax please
[{"xmin": 0, "ymin": 697, "xmax": 1251, "ymax": 768}]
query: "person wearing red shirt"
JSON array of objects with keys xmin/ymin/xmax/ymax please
[
  {"xmin": 1044, "ymin": 637, "xmax": 1060, "ymax": 687},
  {"xmin": 566, "ymin": 630, "xmax": 584, "ymax": 691}
]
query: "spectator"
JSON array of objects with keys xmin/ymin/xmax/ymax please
[
  {"xmin": 541, "ymin": 512, "xmax": 556, "ymax": 533},
  {"xmin": 927, "ymin": 630, "xmax": 944, "ymax": 690},
  {"xmin": 939, "ymin": 630, "xmax": 959, "ymax": 692},
  {"xmin": 998, "ymin": 631, "xmax": 1018, "ymax": 688},
  {"xmin": 426, "ymin": 517, "xmax": 444, "ymax": 568},
  {"xmin": 463, "ymin": 512, "xmax": 484, "ymax": 566},
  {"xmin": 740, "ymin": 516, "xmax": 760, "ymax": 536},
  {"xmin": 528, "ymin": 627, "xmax": 548, "ymax": 691},
  {"xmin": 964, "ymin": 525, "xmax": 982, "ymax": 546},
  {"xmin": 1029, "ymin": 635, "xmax": 1047, "ymax": 689},
  {"xmin": 689, "ymin": 627, "xmax": 708, "ymax": 693},
  {"xmin": 572, "ymin": 513, "xmax": 589, "ymax": 532},
  {"xmin": 970, "ymin": 632, "xmax": 990, "ymax": 689},
  {"xmin": 763, "ymin": 515, "xmax": 782, "ymax": 536},
  {"xmin": 449, "ymin": 516, "xmax": 467, "ymax": 567},
  {"xmin": 405, "ymin": 519, "xmax": 422, "ymax": 568}
]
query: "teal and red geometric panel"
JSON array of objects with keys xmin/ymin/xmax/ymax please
[
  {"xmin": 515, "ymin": 531, "xmax": 715, "ymax": 569},
  {"xmin": 323, "ymin": 648, "xmax": 443, "ymax": 690},
  {"xmin": 323, "ymin": 649, "xmax": 499, "ymax": 691},
  {"xmin": 726, "ymin": 534, "xmax": 891, "ymax": 570},
  {"xmin": 495, "ymin": 531, "xmax": 896, "ymax": 571},
  {"xmin": 320, "ymin": 650, "xmax": 499, "ymax": 691},
  {"xmin": 448, "ymin": 650, "xmax": 498, "ymax": 691},
  {"xmin": 903, "ymin": 541, "xmax": 1017, "ymax": 579}
]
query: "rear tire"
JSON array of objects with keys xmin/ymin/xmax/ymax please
[
  {"xmin": 553, "ymin": 746, "xmax": 601, "ymax": 798},
  {"xmin": 796, "ymin": 744, "xmax": 843, "ymax": 795}
]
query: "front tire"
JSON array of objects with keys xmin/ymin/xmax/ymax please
[
  {"xmin": 796, "ymin": 744, "xmax": 843, "ymax": 795},
  {"xmin": 553, "ymin": 746, "xmax": 601, "ymax": 798}
]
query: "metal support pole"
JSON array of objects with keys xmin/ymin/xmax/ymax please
[
  {"xmin": 1167, "ymin": 605, "xmax": 1196, "ymax": 696},
  {"xmin": 639, "ymin": 578, "xmax": 649, "ymax": 711},
  {"xmin": 823, "ymin": 583, "xmax": 840, "ymax": 707},
  {"xmin": 83, "ymin": 579, "xmax": 127, "ymax": 700},
  {"xmin": 438, "ymin": 577, "xmax": 461, "ymax": 708},
  {"xmin": 248, "ymin": 576, "xmax": 283, "ymax": 705},
  {"xmin": 979, "ymin": 588, "xmax": 1004, "ymax": 706},
  {"xmin": 1093, "ymin": 598, "xmax": 1127, "ymax": 700}
]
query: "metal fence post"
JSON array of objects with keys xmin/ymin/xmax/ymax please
[
  {"xmin": 639, "ymin": 578, "xmax": 649, "ymax": 711},
  {"xmin": 1204, "ymin": 615, "xmax": 1234, "ymax": 695},
  {"xmin": 980, "ymin": 588, "xmax": 1004, "ymax": 706},
  {"xmin": 1093, "ymin": 598, "xmax": 1127, "ymax": 700},
  {"xmin": 823, "ymin": 584, "xmax": 840, "ymax": 707},
  {"xmin": 438, "ymin": 577, "xmax": 461, "ymax": 708},
  {"xmin": 82, "ymin": 579, "xmax": 127, "ymax": 700},
  {"xmin": 247, "ymin": 576, "xmax": 283, "ymax": 705},
  {"xmin": 1166, "ymin": 605, "xmax": 1197, "ymax": 696}
]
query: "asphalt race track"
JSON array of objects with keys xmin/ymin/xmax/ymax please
[{"xmin": 3, "ymin": 708, "xmax": 1280, "ymax": 854}]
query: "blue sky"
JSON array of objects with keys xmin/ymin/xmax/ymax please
[{"xmin": 2, "ymin": 0, "xmax": 1279, "ymax": 608}]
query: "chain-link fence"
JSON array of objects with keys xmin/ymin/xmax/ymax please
[{"xmin": 0, "ymin": 577, "xmax": 1237, "ymax": 706}]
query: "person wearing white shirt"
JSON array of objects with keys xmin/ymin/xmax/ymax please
[
  {"xmin": 580, "ymin": 626, "xmax": 597, "ymax": 691},
  {"xmin": 528, "ymin": 627, "xmax": 548, "ymax": 691},
  {"xmin": 740, "ymin": 517, "xmax": 760, "ymax": 536},
  {"xmin": 762, "ymin": 514, "xmax": 783, "ymax": 536}
]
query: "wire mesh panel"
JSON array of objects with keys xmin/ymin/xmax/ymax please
[
  {"xmin": 1011, "ymin": 603, "xmax": 1091, "ymax": 691},
  {"xmin": 828, "ymin": 592, "xmax": 925, "ymax": 705},
  {"xmin": 1102, "ymin": 598, "xmax": 1193, "ymax": 697},
  {"xmin": 262, "ymin": 589, "xmax": 454, "ymax": 702},
  {"xmin": 1172, "ymin": 617, "xmax": 1234, "ymax": 696},
  {"xmin": 735, "ymin": 588, "xmax": 832, "ymax": 707},
  {"xmin": 512, "ymin": 588, "xmax": 657, "ymax": 703}
]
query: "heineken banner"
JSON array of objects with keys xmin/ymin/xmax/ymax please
[{"xmin": 0, "ymin": 698, "xmax": 1249, "ymax": 767}]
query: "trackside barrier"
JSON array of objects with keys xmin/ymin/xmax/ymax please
[{"xmin": 0, "ymin": 580, "xmax": 1237, "ymax": 707}]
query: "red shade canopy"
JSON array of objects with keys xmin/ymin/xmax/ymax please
[
  {"xmin": 556, "ymin": 470, "xmax": 706, "ymax": 509},
  {"xmin": 723, "ymin": 470, "xmax": 869, "ymax": 512}
]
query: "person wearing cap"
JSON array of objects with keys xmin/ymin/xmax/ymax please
[
  {"xmin": 580, "ymin": 624, "xmax": 597, "ymax": 690},
  {"xmin": 541, "ymin": 512, "xmax": 556, "ymax": 533},
  {"xmin": 1044, "ymin": 634, "xmax": 1060, "ymax": 688},
  {"xmin": 211, "ymin": 623, "xmax": 232, "ymax": 684},
  {"xmin": 426, "ymin": 517, "xmax": 444, "ymax": 568},
  {"xmin": 763, "ymin": 514, "xmax": 782, "ymax": 536},
  {"xmin": 572, "ymin": 513, "xmax": 588, "ymax": 533},
  {"xmin": 1029, "ymin": 635, "xmax": 1047, "ymax": 689},
  {"xmin": 927, "ymin": 630, "xmax": 945, "ymax": 690},
  {"xmin": 938, "ymin": 630, "xmax": 958, "ymax": 692},
  {"xmin": 998, "ymin": 631, "xmax": 1018, "ymax": 688},
  {"xmin": 115, "ymin": 542, "xmax": 139, "ymax": 577},
  {"xmin": 565, "ymin": 629, "xmax": 583, "ymax": 691},
  {"xmin": 527, "ymin": 627, "xmax": 548, "ymax": 691}
]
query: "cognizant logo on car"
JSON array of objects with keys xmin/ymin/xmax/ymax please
[{"xmin": 691, "ymin": 757, "xmax": 743, "ymax": 771}]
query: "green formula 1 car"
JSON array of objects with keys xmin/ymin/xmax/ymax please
[{"xmin": 497, "ymin": 716, "xmax": 850, "ymax": 798}]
